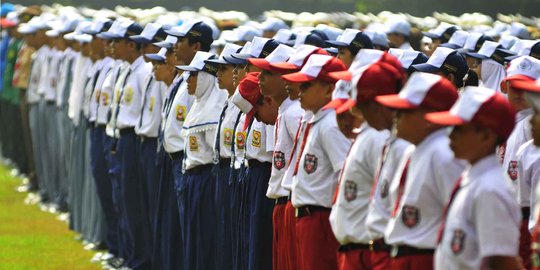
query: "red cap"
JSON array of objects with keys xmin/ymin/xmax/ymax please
[
  {"xmin": 270, "ymin": 46, "xmax": 329, "ymax": 73},
  {"xmin": 376, "ymin": 72, "xmax": 458, "ymax": 111},
  {"xmin": 232, "ymin": 72, "xmax": 262, "ymax": 130},
  {"xmin": 425, "ymin": 86, "xmax": 516, "ymax": 140},
  {"xmin": 511, "ymin": 79, "xmax": 540, "ymax": 93},
  {"xmin": 281, "ymin": 54, "xmax": 347, "ymax": 83},
  {"xmin": 0, "ymin": 18, "xmax": 17, "ymax": 28},
  {"xmin": 336, "ymin": 61, "xmax": 405, "ymax": 113},
  {"xmin": 501, "ymin": 56, "xmax": 540, "ymax": 92}
]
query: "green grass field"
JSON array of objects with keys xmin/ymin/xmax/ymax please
[{"xmin": 0, "ymin": 165, "xmax": 100, "ymax": 270}]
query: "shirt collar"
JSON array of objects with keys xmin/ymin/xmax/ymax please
[
  {"xmin": 309, "ymin": 107, "xmax": 333, "ymax": 124},
  {"xmin": 130, "ymin": 55, "xmax": 145, "ymax": 71},
  {"xmin": 414, "ymin": 128, "xmax": 448, "ymax": 153},
  {"xmin": 517, "ymin": 108, "xmax": 533, "ymax": 122},
  {"xmin": 463, "ymin": 154, "xmax": 499, "ymax": 185},
  {"xmin": 278, "ymin": 97, "xmax": 294, "ymax": 115}
]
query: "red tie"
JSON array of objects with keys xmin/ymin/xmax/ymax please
[
  {"xmin": 293, "ymin": 123, "xmax": 313, "ymax": 176},
  {"xmin": 370, "ymin": 142, "xmax": 390, "ymax": 200},
  {"xmin": 332, "ymin": 145, "xmax": 354, "ymax": 204},
  {"xmin": 392, "ymin": 158, "xmax": 411, "ymax": 217},
  {"xmin": 436, "ymin": 177, "xmax": 463, "ymax": 244}
]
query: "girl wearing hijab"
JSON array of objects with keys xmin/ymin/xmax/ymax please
[{"xmin": 466, "ymin": 41, "xmax": 514, "ymax": 92}]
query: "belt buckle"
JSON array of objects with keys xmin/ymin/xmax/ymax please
[
  {"xmin": 369, "ymin": 240, "xmax": 375, "ymax": 252},
  {"xmin": 390, "ymin": 245, "xmax": 398, "ymax": 258},
  {"xmin": 295, "ymin": 208, "xmax": 299, "ymax": 218}
]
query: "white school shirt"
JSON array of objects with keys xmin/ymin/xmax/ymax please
[
  {"xmin": 36, "ymin": 45, "xmax": 51, "ymax": 97},
  {"xmin": 267, "ymin": 98, "xmax": 303, "ymax": 199},
  {"xmin": 89, "ymin": 57, "xmax": 114, "ymax": 122},
  {"xmin": 116, "ymin": 56, "xmax": 152, "ymax": 129},
  {"xmin": 68, "ymin": 55, "xmax": 92, "ymax": 126},
  {"xmin": 246, "ymin": 119, "xmax": 274, "ymax": 163},
  {"xmin": 56, "ymin": 48, "xmax": 77, "ymax": 107},
  {"xmin": 434, "ymin": 155, "xmax": 520, "ymax": 270},
  {"xmin": 162, "ymin": 74, "xmax": 195, "ymax": 153},
  {"xmin": 82, "ymin": 60, "xmax": 101, "ymax": 120},
  {"xmin": 366, "ymin": 137, "xmax": 414, "ymax": 240},
  {"xmin": 27, "ymin": 46, "xmax": 48, "ymax": 104},
  {"xmin": 330, "ymin": 124, "xmax": 390, "ymax": 244},
  {"xmin": 96, "ymin": 59, "xmax": 121, "ymax": 125},
  {"xmin": 184, "ymin": 127, "xmax": 219, "ymax": 170},
  {"xmin": 214, "ymin": 98, "xmax": 243, "ymax": 160},
  {"xmin": 281, "ymin": 111, "xmax": 313, "ymax": 191},
  {"xmin": 106, "ymin": 61, "xmax": 130, "ymax": 137},
  {"xmin": 44, "ymin": 48, "xmax": 62, "ymax": 101},
  {"xmin": 515, "ymin": 140, "xmax": 540, "ymax": 230},
  {"xmin": 291, "ymin": 108, "xmax": 352, "ymax": 208},
  {"xmin": 135, "ymin": 74, "xmax": 166, "ymax": 137},
  {"xmin": 399, "ymin": 42, "xmax": 413, "ymax": 51},
  {"xmin": 384, "ymin": 129, "xmax": 465, "ymax": 248},
  {"xmin": 503, "ymin": 108, "xmax": 533, "ymax": 191}
]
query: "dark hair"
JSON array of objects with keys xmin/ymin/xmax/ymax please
[
  {"xmin": 187, "ymin": 36, "xmax": 211, "ymax": 52},
  {"xmin": 463, "ymin": 69, "xmax": 479, "ymax": 87},
  {"xmin": 439, "ymin": 66, "xmax": 478, "ymax": 88}
]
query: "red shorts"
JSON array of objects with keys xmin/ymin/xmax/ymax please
[
  {"xmin": 272, "ymin": 203, "xmax": 287, "ymax": 270},
  {"xmin": 520, "ymin": 219, "xmax": 532, "ymax": 270},
  {"xmin": 391, "ymin": 254, "xmax": 433, "ymax": 270},
  {"xmin": 284, "ymin": 201, "xmax": 299, "ymax": 270},
  {"xmin": 371, "ymin": 250, "xmax": 390, "ymax": 270},
  {"xmin": 337, "ymin": 247, "xmax": 372, "ymax": 270},
  {"xmin": 296, "ymin": 209, "xmax": 339, "ymax": 270}
]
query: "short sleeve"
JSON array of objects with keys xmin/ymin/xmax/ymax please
[
  {"xmin": 474, "ymin": 190, "xmax": 520, "ymax": 258},
  {"xmin": 321, "ymin": 124, "xmax": 352, "ymax": 172}
]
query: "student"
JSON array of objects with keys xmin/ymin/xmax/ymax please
[
  {"xmin": 465, "ymin": 41, "xmax": 514, "ymax": 92},
  {"xmin": 499, "ymin": 55, "xmax": 540, "ymax": 269},
  {"xmin": 248, "ymin": 43, "xmax": 295, "ymax": 270},
  {"xmin": 423, "ymin": 23, "xmax": 458, "ymax": 56},
  {"xmin": 376, "ymin": 72, "xmax": 464, "ymax": 270},
  {"xmin": 328, "ymin": 55, "xmax": 405, "ymax": 270},
  {"xmin": 425, "ymin": 86, "xmax": 521, "ymax": 270},
  {"xmin": 281, "ymin": 54, "xmax": 350, "ymax": 270},
  {"xmin": 268, "ymin": 44, "xmax": 328, "ymax": 270},
  {"xmin": 386, "ymin": 20, "xmax": 412, "ymax": 50},
  {"xmin": 177, "ymin": 51, "xmax": 227, "ymax": 270},
  {"xmin": 204, "ymin": 42, "xmax": 242, "ymax": 270}
]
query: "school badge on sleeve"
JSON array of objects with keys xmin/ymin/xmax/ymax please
[
  {"xmin": 273, "ymin": 151, "xmax": 286, "ymax": 170},
  {"xmin": 252, "ymin": 130, "xmax": 261, "ymax": 148},
  {"xmin": 344, "ymin": 180, "xmax": 357, "ymax": 201},
  {"xmin": 401, "ymin": 205, "xmax": 420, "ymax": 228},
  {"xmin": 507, "ymin": 160, "xmax": 518, "ymax": 181},
  {"xmin": 189, "ymin": 136, "xmax": 199, "ymax": 152},
  {"xmin": 176, "ymin": 105, "xmax": 186, "ymax": 121},
  {"xmin": 236, "ymin": 131, "xmax": 246, "ymax": 150},
  {"xmin": 303, "ymin": 154, "xmax": 318, "ymax": 174},
  {"xmin": 450, "ymin": 229, "xmax": 466, "ymax": 254}
]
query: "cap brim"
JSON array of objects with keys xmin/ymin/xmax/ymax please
[
  {"xmin": 423, "ymin": 32, "xmax": 441, "ymax": 40},
  {"xmin": 153, "ymin": 41, "xmax": 173, "ymax": 48},
  {"xmin": 511, "ymin": 80, "xmax": 540, "ymax": 93},
  {"xmin": 505, "ymin": 55, "xmax": 520, "ymax": 61},
  {"xmin": 281, "ymin": 72, "xmax": 317, "ymax": 83},
  {"xmin": 375, "ymin": 94, "xmax": 417, "ymax": 109},
  {"xmin": 96, "ymin": 32, "xmax": 119, "ymax": 40},
  {"xmin": 440, "ymin": 43, "xmax": 461, "ymax": 50},
  {"xmin": 336, "ymin": 99, "xmax": 356, "ymax": 114},
  {"xmin": 323, "ymin": 98, "xmax": 348, "ymax": 111},
  {"xmin": 328, "ymin": 70, "xmax": 352, "ymax": 81},
  {"xmin": 205, "ymin": 58, "xmax": 229, "ymax": 65},
  {"xmin": 223, "ymin": 55, "xmax": 248, "ymax": 65},
  {"xmin": 411, "ymin": 63, "xmax": 439, "ymax": 73},
  {"xmin": 248, "ymin": 58, "xmax": 272, "ymax": 71},
  {"xmin": 270, "ymin": 62, "xmax": 300, "ymax": 72},
  {"xmin": 425, "ymin": 111, "xmax": 466, "ymax": 126},
  {"xmin": 465, "ymin": 52, "xmax": 489, "ymax": 59},
  {"xmin": 324, "ymin": 47, "xmax": 338, "ymax": 55},
  {"xmin": 325, "ymin": 40, "xmax": 349, "ymax": 48},
  {"xmin": 145, "ymin": 53, "xmax": 166, "ymax": 61},
  {"xmin": 165, "ymin": 29, "xmax": 186, "ymax": 37},
  {"xmin": 231, "ymin": 53, "xmax": 253, "ymax": 60},
  {"xmin": 129, "ymin": 35, "xmax": 153, "ymax": 44},
  {"xmin": 175, "ymin": 65, "xmax": 200, "ymax": 71}
]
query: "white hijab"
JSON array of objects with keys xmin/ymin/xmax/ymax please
[
  {"xmin": 181, "ymin": 71, "xmax": 227, "ymax": 136},
  {"xmin": 67, "ymin": 53, "xmax": 92, "ymax": 126},
  {"xmin": 480, "ymin": 59, "xmax": 506, "ymax": 92}
]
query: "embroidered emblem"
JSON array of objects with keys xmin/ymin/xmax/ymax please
[
  {"xmin": 401, "ymin": 205, "xmax": 420, "ymax": 228},
  {"xmin": 451, "ymin": 229, "xmax": 466, "ymax": 255},
  {"xmin": 303, "ymin": 154, "xmax": 318, "ymax": 174},
  {"xmin": 189, "ymin": 136, "xmax": 198, "ymax": 152},
  {"xmin": 102, "ymin": 93, "xmax": 110, "ymax": 106},
  {"xmin": 124, "ymin": 87, "xmax": 133, "ymax": 105},
  {"xmin": 224, "ymin": 128, "xmax": 233, "ymax": 146},
  {"xmin": 507, "ymin": 160, "xmax": 518, "ymax": 181},
  {"xmin": 273, "ymin": 151, "xmax": 286, "ymax": 170},
  {"xmin": 176, "ymin": 105, "xmax": 186, "ymax": 121},
  {"xmin": 344, "ymin": 180, "xmax": 357, "ymax": 202},
  {"xmin": 252, "ymin": 130, "xmax": 261, "ymax": 148},
  {"xmin": 236, "ymin": 132, "xmax": 246, "ymax": 150}
]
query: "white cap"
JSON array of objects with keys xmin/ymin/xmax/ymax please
[
  {"xmin": 386, "ymin": 20, "xmax": 411, "ymax": 36},
  {"xmin": 499, "ymin": 35, "xmax": 519, "ymax": 50},
  {"xmin": 165, "ymin": 19, "xmax": 201, "ymax": 37},
  {"xmin": 227, "ymin": 25, "xmax": 261, "ymax": 43},
  {"xmin": 273, "ymin": 28, "xmax": 295, "ymax": 45},
  {"xmin": 364, "ymin": 30, "xmax": 389, "ymax": 47},
  {"xmin": 503, "ymin": 22, "xmax": 530, "ymax": 39},
  {"xmin": 426, "ymin": 47, "xmax": 455, "ymax": 68},
  {"xmin": 506, "ymin": 56, "xmax": 540, "ymax": 80},
  {"xmin": 153, "ymin": 35, "xmax": 178, "ymax": 48},
  {"xmin": 348, "ymin": 49, "xmax": 385, "ymax": 73},
  {"xmin": 447, "ymin": 30, "xmax": 469, "ymax": 48},
  {"xmin": 448, "ymin": 86, "xmax": 496, "ymax": 122},
  {"xmin": 176, "ymin": 51, "xmax": 216, "ymax": 72},
  {"xmin": 476, "ymin": 40, "xmax": 501, "ymax": 58},
  {"xmin": 335, "ymin": 28, "xmax": 361, "ymax": 45},
  {"xmin": 263, "ymin": 44, "xmax": 295, "ymax": 63},
  {"xmin": 314, "ymin": 24, "xmax": 343, "ymax": 41},
  {"xmin": 130, "ymin": 22, "xmax": 163, "ymax": 42},
  {"xmin": 247, "ymin": 37, "xmax": 272, "ymax": 57},
  {"xmin": 388, "ymin": 48, "xmax": 423, "ymax": 69},
  {"xmin": 463, "ymin": 32, "xmax": 483, "ymax": 51}
]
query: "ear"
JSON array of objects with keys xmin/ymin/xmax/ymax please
[
  {"xmin": 447, "ymin": 73, "xmax": 456, "ymax": 85},
  {"xmin": 190, "ymin": 41, "xmax": 201, "ymax": 53}
]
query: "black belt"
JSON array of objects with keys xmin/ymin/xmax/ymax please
[
  {"xmin": 391, "ymin": 245, "xmax": 434, "ymax": 258},
  {"xmin": 248, "ymin": 159, "xmax": 271, "ymax": 168},
  {"xmin": 46, "ymin": 100, "xmax": 55, "ymax": 105},
  {"xmin": 138, "ymin": 135, "xmax": 157, "ymax": 143},
  {"xmin": 95, "ymin": 124, "xmax": 106, "ymax": 129},
  {"xmin": 219, "ymin": 158, "xmax": 231, "ymax": 167},
  {"xmin": 185, "ymin": 163, "xmax": 214, "ymax": 175},
  {"xmin": 369, "ymin": 238, "xmax": 391, "ymax": 252},
  {"xmin": 119, "ymin": 127, "xmax": 135, "ymax": 136},
  {"xmin": 275, "ymin": 196, "xmax": 289, "ymax": 205},
  {"xmin": 338, "ymin": 243, "xmax": 370, "ymax": 252},
  {"xmin": 167, "ymin": 151, "xmax": 183, "ymax": 161},
  {"xmin": 523, "ymin": 207, "xmax": 531, "ymax": 220},
  {"xmin": 295, "ymin": 205, "xmax": 331, "ymax": 218}
]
